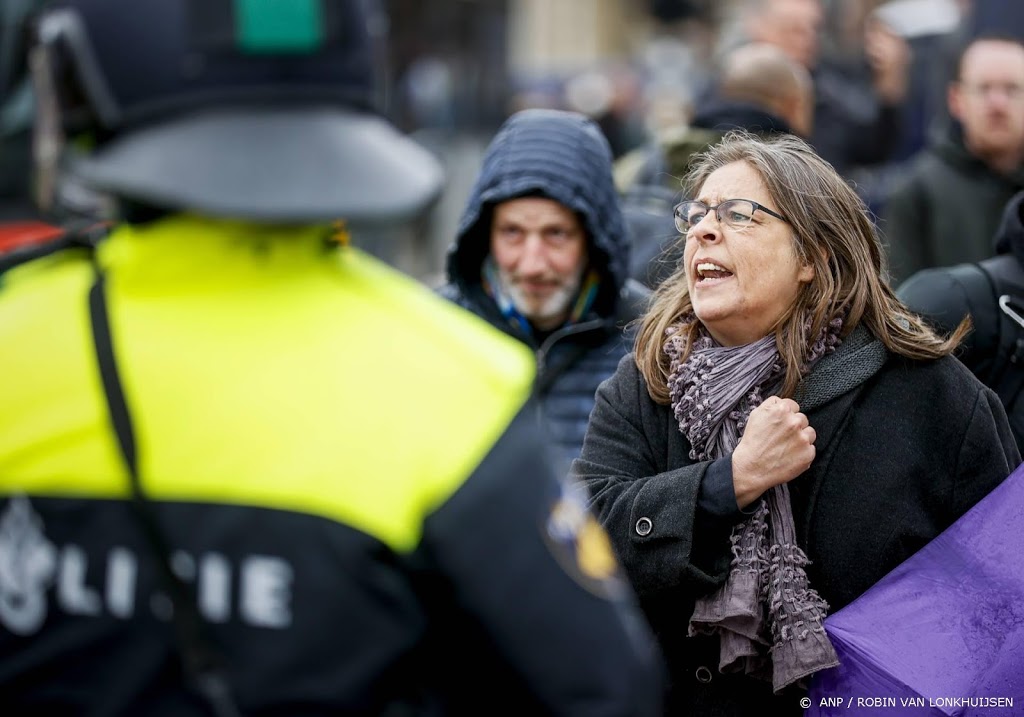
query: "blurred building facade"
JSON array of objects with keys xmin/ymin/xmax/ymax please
[{"xmin": 384, "ymin": 0, "xmax": 657, "ymax": 136}]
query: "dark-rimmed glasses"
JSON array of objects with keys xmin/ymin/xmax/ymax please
[{"xmin": 673, "ymin": 199, "xmax": 788, "ymax": 233}]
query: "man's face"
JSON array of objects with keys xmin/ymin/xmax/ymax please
[
  {"xmin": 950, "ymin": 40, "xmax": 1024, "ymax": 162},
  {"xmin": 489, "ymin": 197, "xmax": 589, "ymax": 332},
  {"xmin": 751, "ymin": 0, "xmax": 823, "ymax": 70}
]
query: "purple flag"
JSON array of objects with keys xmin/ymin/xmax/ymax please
[{"xmin": 808, "ymin": 463, "xmax": 1024, "ymax": 716}]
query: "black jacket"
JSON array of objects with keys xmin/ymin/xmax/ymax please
[
  {"xmin": 810, "ymin": 58, "xmax": 903, "ymax": 177},
  {"xmin": 0, "ymin": 218, "xmax": 664, "ymax": 716},
  {"xmin": 899, "ymin": 189, "xmax": 1024, "ymax": 449},
  {"xmin": 441, "ymin": 109, "xmax": 649, "ymax": 467},
  {"xmin": 882, "ymin": 124, "xmax": 1024, "ymax": 284},
  {"xmin": 574, "ymin": 326, "xmax": 1018, "ymax": 716}
]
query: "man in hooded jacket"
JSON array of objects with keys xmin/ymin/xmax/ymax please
[{"xmin": 440, "ymin": 108, "xmax": 650, "ymax": 469}]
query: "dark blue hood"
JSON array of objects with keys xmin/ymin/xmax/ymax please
[{"xmin": 445, "ymin": 109, "xmax": 628, "ymax": 316}]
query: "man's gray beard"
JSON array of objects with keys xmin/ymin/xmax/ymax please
[{"xmin": 497, "ymin": 263, "xmax": 586, "ymax": 330}]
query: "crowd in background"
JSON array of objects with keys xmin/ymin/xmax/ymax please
[
  {"xmin": 351, "ymin": 0, "xmax": 1017, "ymax": 286},
  {"xmin": 3, "ymin": 1, "xmax": 1024, "ymax": 715},
  {"xmin": 6, "ymin": 0, "xmax": 1024, "ymax": 287}
]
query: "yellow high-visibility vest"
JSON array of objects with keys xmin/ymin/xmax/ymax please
[{"xmin": 0, "ymin": 214, "xmax": 535, "ymax": 553}]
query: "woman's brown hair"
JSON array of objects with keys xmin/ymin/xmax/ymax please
[{"xmin": 635, "ymin": 130, "xmax": 968, "ymax": 404}]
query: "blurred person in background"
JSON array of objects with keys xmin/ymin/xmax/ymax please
[
  {"xmin": 0, "ymin": 1, "xmax": 665, "ymax": 715},
  {"xmin": 839, "ymin": 0, "xmax": 966, "ymax": 219},
  {"xmin": 440, "ymin": 108, "xmax": 650, "ymax": 470},
  {"xmin": 563, "ymin": 62, "xmax": 648, "ymax": 160},
  {"xmin": 641, "ymin": 0, "xmax": 726, "ymax": 108},
  {"xmin": 861, "ymin": 0, "xmax": 964, "ymax": 162},
  {"xmin": 742, "ymin": 0, "xmax": 911, "ymax": 179},
  {"xmin": 882, "ymin": 34, "xmax": 1024, "ymax": 284},
  {"xmin": 574, "ymin": 131, "xmax": 1018, "ymax": 716},
  {"xmin": 967, "ymin": 0, "xmax": 1024, "ymax": 40},
  {"xmin": 615, "ymin": 42, "xmax": 813, "ymax": 288}
]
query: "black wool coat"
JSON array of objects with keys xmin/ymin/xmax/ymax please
[{"xmin": 574, "ymin": 327, "xmax": 1020, "ymax": 717}]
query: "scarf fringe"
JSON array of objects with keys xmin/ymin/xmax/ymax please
[{"xmin": 668, "ymin": 316, "xmax": 843, "ymax": 693}]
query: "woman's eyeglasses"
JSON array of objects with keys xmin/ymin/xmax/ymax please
[{"xmin": 674, "ymin": 199, "xmax": 788, "ymax": 233}]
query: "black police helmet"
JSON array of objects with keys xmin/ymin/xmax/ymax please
[{"xmin": 29, "ymin": 0, "xmax": 443, "ymax": 223}]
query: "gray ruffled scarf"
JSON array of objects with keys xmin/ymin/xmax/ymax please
[{"xmin": 665, "ymin": 316, "xmax": 843, "ymax": 692}]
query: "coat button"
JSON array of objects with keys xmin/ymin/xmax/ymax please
[
  {"xmin": 695, "ymin": 665, "xmax": 713, "ymax": 683},
  {"xmin": 635, "ymin": 517, "xmax": 653, "ymax": 536}
]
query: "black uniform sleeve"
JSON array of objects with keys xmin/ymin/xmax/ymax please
[{"xmin": 417, "ymin": 402, "xmax": 664, "ymax": 717}]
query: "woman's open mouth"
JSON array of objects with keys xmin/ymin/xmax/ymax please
[{"xmin": 695, "ymin": 262, "xmax": 734, "ymax": 284}]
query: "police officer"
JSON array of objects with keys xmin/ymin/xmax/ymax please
[{"xmin": 0, "ymin": 1, "xmax": 663, "ymax": 714}]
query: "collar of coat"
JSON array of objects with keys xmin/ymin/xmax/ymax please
[{"xmin": 794, "ymin": 325, "xmax": 888, "ymax": 411}]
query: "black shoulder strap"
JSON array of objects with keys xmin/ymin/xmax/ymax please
[
  {"xmin": 86, "ymin": 260, "xmax": 242, "ymax": 717},
  {"xmin": 976, "ymin": 255, "xmax": 1024, "ymax": 408}
]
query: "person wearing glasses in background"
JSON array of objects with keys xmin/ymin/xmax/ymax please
[
  {"xmin": 573, "ymin": 130, "xmax": 1019, "ymax": 716},
  {"xmin": 882, "ymin": 34, "xmax": 1024, "ymax": 284}
]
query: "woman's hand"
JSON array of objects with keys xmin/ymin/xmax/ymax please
[{"xmin": 732, "ymin": 396, "xmax": 816, "ymax": 509}]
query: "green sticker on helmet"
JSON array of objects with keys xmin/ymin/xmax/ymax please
[{"xmin": 234, "ymin": 0, "xmax": 323, "ymax": 53}]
